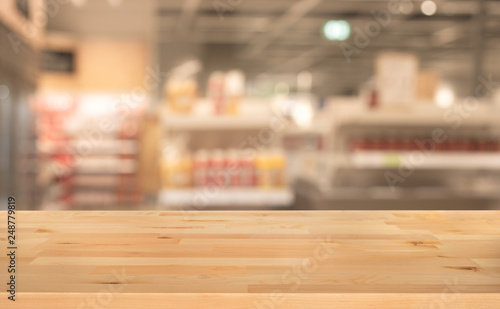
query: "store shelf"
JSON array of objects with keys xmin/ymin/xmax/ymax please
[
  {"xmin": 349, "ymin": 151, "xmax": 500, "ymax": 169},
  {"xmin": 75, "ymin": 158, "xmax": 137, "ymax": 174},
  {"xmin": 336, "ymin": 108, "xmax": 500, "ymax": 128},
  {"xmin": 293, "ymin": 178, "xmax": 500, "ymax": 211},
  {"xmin": 69, "ymin": 175, "xmax": 137, "ymax": 188},
  {"xmin": 159, "ymin": 188, "xmax": 293, "ymax": 208},
  {"xmin": 161, "ymin": 114, "xmax": 273, "ymax": 130},
  {"xmin": 38, "ymin": 140, "xmax": 138, "ymax": 155},
  {"xmin": 160, "ymin": 99, "xmax": 275, "ymax": 130},
  {"xmin": 296, "ymin": 177, "xmax": 500, "ymax": 201},
  {"xmin": 323, "ymin": 186, "xmax": 500, "ymax": 200}
]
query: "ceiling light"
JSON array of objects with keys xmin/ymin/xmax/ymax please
[
  {"xmin": 322, "ymin": 20, "xmax": 351, "ymax": 41},
  {"xmin": 435, "ymin": 85, "xmax": 455, "ymax": 108},
  {"xmin": 421, "ymin": 1, "xmax": 437, "ymax": 16}
]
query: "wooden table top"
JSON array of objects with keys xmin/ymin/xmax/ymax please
[{"xmin": 2, "ymin": 210, "xmax": 500, "ymax": 308}]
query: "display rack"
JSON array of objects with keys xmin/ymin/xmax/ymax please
[
  {"xmin": 161, "ymin": 114, "xmax": 273, "ymax": 130},
  {"xmin": 293, "ymin": 101, "xmax": 500, "ymax": 210},
  {"xmin": 350, "ymin": 152, "xmax": 500, "ymax": 169},
  {"xmin": 35, "ymin": 93, "xmax": 145, "ymax": 210},
  {"xmin": 159, "ymin": 99, "xmax": 293, "ymax": 209},
  {"xmin": 159, "ymin": 188, "xmax": 293, "ymax": 209}
]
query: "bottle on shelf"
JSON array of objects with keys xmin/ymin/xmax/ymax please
[
  {"xmin": 256, "ymin": 149, "xmax": 271, "ymax": 188},
  {"xmin": 207, "ymin": 149, "xmax": 226, "ymax": 188},
  {"xmin": 165, "ymin": 78, "xmax": 198, "ymax": 114},
  {"xmin": 485, "ymin": 135, "xmax": 500, "ymax": 152},
  {"xmin": 255, "ymin": 149, "xmax": 286, "ymax": 189},
  {"xmin": 224, "ymin": 70, "xmax": 245, "ymax": 115},
  {"xmin": 161, "ymin": 147, "xmax": 288, "ymax": 190},
  {"xmin": 208, "ymin": 71, "xmax": 225, "ymax": 115},
  {"xmin": 161, "ymin": 150, "xmax": 193, "ymax": 189},
  {"xmin": 193, "ymin": 149, "xmax": 209, "ymax": 187},
  {"xmin": 238, "ymin": 149, "xmax": 256, "ymax": 187},
  {"xmin": 269, "ymin": 148, "xmax": 286, "ymax": 188},
  {"xmin": 225, "ymin": 148, "xmax": 240, "ymax": 187}
]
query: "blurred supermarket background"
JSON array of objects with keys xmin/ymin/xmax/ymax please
[{"xmin": 2, "ymin": 0, "xmax": 500, "ymax": 210}]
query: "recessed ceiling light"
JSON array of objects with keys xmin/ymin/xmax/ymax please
[
  {"xmin": 322, "ymin": 20, "xmax": 351, "ymax": 41},
  {"xmin": 421, "ymin": 0, "xmax": 437, "ymax": 16}
]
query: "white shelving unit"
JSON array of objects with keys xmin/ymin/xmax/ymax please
[
  {"xmin": 159, "ymin": 188, "xmax": 293, "ymax": 208},
  {"xmin": 38, "ymin": 140, "xmax": 138, "ymax": 155},
  {"xmin": 333, "ymin": 106, "xmax": 500, "ymax": 128},
  {"xmin": 74, "ymin": 158, "xmax": 137, "ymax": 174},
  {"xmin": 34, "ymin": 93, "xmax": 145, "ymax": 209},
  {"xmin": 162, "ymin": 114, "xmax": 273, "ymax": 130},
  {"xmin": 161, "ymin": 98, "xmax": 275, "ymax": 130},
  {"xmin": 293, "ymin": 103, "xmax": 500, "ymax": 210},
  {"xmin": 349, "ymin": 151, "xmax": 500, "ymax": 170},
  {"xmin": 159, "ymin": 99, "xmax": 294, "ymax": 210}
]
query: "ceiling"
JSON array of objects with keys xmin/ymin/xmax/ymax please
[{"xmin": 46, "ymin": 0, "xmax": 500, "ymax": 97}]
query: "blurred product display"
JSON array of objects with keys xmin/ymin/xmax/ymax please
[
  {"xmin": 207, "ymin": 71, "xmax": 225, "ymax": 115},
  {"xmin": 166, "ymin": 70, "xmax": 245, "ymax": 116},
  {"xmin": 206, "ymin": 70, "xmax": 246, "ymax": 115},
  {"xmin": 161, "ymin": 148, "xmax": 286, "ymax": 190},
  {"xmin": 223, "ymin": 70, "xmax": 245, "ymax": 115},
  {"xmin": 349, "ymin": 134, "xmax": 500, "ymax": 152},
  {"xmin": 34, "ymin": 93, "xmax": 146, "ymax": 209},
  {"xmin": 165, "ymin": 79, "xmax": 199, "ymax": 114}
]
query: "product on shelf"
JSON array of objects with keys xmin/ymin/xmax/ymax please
[
  {"xmin": 208, "ymin": 148, "xmax": 225, "ymax": 187},
  {"xmin": 255, "ymin": 150, "xmax": 271, "ymax": 188},
  {"xmin": 224, "ymin": 70, "xmax": 245, "ymax": 115},
  {"xmin": 238, "ymin": 149, "xmax": 256, "ymax": 187},
  {"xmin": 225, "ymin": 149, "xmax": 240, "ymax": 187},
  {"xmin": 193, "ymin": 149, "xmax": 209, "ymax": 187},
  {"xmin": 161, "ymin": 148, "xmax": 285, "ymax": 190},
  {"xmin": 208, "ymin": 71, "xmax": 225, "ymax": 115},
  {"xmin": 120, "ymin": 118, "xmax": 139, "ymax": 139},
  {"xmin": 161, "ymin": 151, "xmax": 193, "ymax": 188},
  {"xmin": 165, "ymin": 78, "xmax": 198, "ymax": 114},
  {"xmin": 348, "ymin": 134, "xmax": 500, "ymax": 152},
  {"xmin": 256, "ymin": 149, "xmax": 286, "ymax": 189},
  {"xmin": 271, "ymin": 148, "xmax": 286, "ymax": 187},
  {"xmin": 34, "ymin": 93, "xmax": 145, "ymax": 209},
  {"xmin": 207, "ymin": 70, "xmax": 246, "ymax": 115}
]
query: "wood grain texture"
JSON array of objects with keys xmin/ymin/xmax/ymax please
[
  {"xmin": 1, "ymin": 210, "xmax": 500, "ymax": 308},
  {"xmin": 1, "ymin": 293, "xmax": 500, "ymax": 309}
]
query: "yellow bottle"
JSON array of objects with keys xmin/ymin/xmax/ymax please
[
  {"xmin": 269, "ymin": 148, "xmax": 286, "ymax": 188},
  {"xmin": 256, "ymin": 150, "xmax": 271, "ymax": 189},
  {"xmin": 165, "ymin": 79, "xmax": 198, "ymax": 114},
  {"xmin": 226, "ymin": 95, "xmax": 241, "ymax": 115},
  {"xmin": 161, "ymin": 157, "xmax": 176, "ymax": 189},
  {"xmin": 224, "ymin": 70, "xmax": 245, "ymax": 115},
  {"xmin": 161, "ymin": 151, "xmax": 192, "ymax": 188}
]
